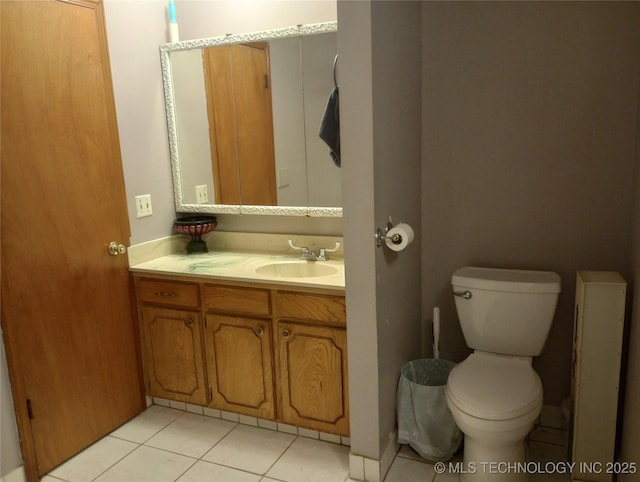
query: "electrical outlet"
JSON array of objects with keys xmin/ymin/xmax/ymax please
[
  {"xmin": 196, "ymin": 185, "xmax": 208, "ymax": 204},
  {"xmin": 135, "ymin": 194, "xmax": 152, "ymax": 218}
]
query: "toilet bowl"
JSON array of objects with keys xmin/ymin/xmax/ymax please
[
  {"xmin": 446, "ymin": 267, "xmax": 561, "ymax": 481},
  {"xmin": 446, "ymin": 352, "xmax": 542, "ymax": 481}
]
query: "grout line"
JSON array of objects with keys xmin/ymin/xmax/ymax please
[
  {"xmin": 260, "ymin": 429, "xmax": 299, "ymax": 479},
  {"xmin": 88, "ymin": 438, "xmax": 142, "ymax": 482},
  {"xmin": 171, "ymin": 456, "xmax": 199, "ymax": 482}
]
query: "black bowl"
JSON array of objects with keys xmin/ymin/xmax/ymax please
[{"xmin": 173, "ymin": 216, "xmax": 217, "ymax": 253}]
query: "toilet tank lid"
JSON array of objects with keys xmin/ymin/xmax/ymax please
[{"xmin": 452, "ymin": 266, "xmax": 561, "ymax": 294}]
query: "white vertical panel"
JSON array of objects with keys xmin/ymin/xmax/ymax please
[{"xmin": 572, "ymin": 271, "xmax": 626, "ymax": 482}]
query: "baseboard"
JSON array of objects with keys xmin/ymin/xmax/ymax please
[
  {"xmin": 1, "ymin": 466, "xmax": 25, "ymax": 482},
  {"xmin": 349, "ymin": 430, "xmax": 399, "ymax": 481}
]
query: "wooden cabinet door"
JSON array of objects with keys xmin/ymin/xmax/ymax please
[
  {"xmin": 276, "ymin": 321, "xmax": 349, "ymax": 436},
  {"xmin": 205, "ymin": 314, "xmax": 275, "ymax": 419},
  {"xmin": 141, "ymin": 307, "xmax": 208, "ymax": 405},
  {"xmin": 1, "ymin": 0, "xmax": 144, "ymax": 478}
]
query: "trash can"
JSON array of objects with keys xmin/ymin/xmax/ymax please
[{"xmin": 396, "ymin": 358, "xmax": 462, "ymax": 461}]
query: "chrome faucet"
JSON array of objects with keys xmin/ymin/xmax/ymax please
[{"xmin": 288, "ymin": 239, "xmax": 341, "ymax": 261}]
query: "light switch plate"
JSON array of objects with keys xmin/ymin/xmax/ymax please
[
  {"xmin": 196, "ymin": 185, "xmax": 208, "ymax": 204},
  {"xmin": 135, "ymin": 194, "xmax": 152, "ymax": 218}
]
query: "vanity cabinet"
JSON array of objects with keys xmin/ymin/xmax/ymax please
[
  {"xmin": 133, "ymin": 275, "xmax": 348, "ymax": 436},
  {"xmin": 137, "ymin": 279, "xmax": 208, "ymax": 405},
  {"xmin": 203, "ymin": 284, "xmax": 275, "ymax": 419},
  {"xmin": 275, "ymin": 291, "xmax": 349, "ymax": 435}
]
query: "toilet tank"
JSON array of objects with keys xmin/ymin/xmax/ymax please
[{"xmin": 451, "ymin": 266, "xmax": 561, "ymax": 356}]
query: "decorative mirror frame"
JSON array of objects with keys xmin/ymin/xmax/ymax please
[{"xmin": 160, "ymin": 21, "xmax": 342, "ymax": 217}]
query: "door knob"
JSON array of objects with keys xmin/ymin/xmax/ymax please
[{"xmin": 108, "ymin": 242, "xmax": 127, "ymax": 256}]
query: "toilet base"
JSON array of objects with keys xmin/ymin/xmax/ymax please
[{"xmin": 461, "ymin": 436, "xmax": 527, "ymax": 482}]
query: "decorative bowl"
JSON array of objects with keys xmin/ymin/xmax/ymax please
[{"xmin": 173, "ymin": 216, "xmax": 217, "ymax": 253}]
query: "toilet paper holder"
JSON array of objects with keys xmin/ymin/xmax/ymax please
[{"xmin": 375, "ymin": 223, "xmax": 403, "ymax": 247}]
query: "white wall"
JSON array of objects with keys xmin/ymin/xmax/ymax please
[
  {"xmin": 171, "ymin": 49, "xmax": 215, "ymax": 205},
  {"xmin": 0, "ymin": 333, "xmax": 21, "ymax": 477},
  {"xmin": 105, "ymin": 0, "xmax": 339, "ymax": 244},
  {"xmin": 270, "ymin": 36, "xmax": 308, "ymax": 206}
]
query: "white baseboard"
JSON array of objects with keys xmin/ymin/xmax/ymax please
[
  {"xmin": 2, "ymin": 466, "xmax": 25, "ymax": 482},
  {"xmin": 348, "ymin": 430, "xmax": 399, "ymax": 481}
]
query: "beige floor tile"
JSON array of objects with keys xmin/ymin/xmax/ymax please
[
  {"xmin": 266, "ymin": 437, "xmax": 350, "ymax": 482},
  {"xmin": 384, "ymin": 457, "xmax": 435, "ymax": 482},
  {"xmin": 48, "ymin": 436, "xmax": 138, "ymax": 482},
  {"xmin": 94, "ymin": 445, "xmax": 195, "ymax": 482},
  {"xmin": 108, "ymin": 405, "xmax": 182, "ymax": 444},
  {"xmin": 202, "ymin": 424, "xmax": 295, "ymax": 475},
  {"xmin": 144, "ymin": 412, "xmax": 236, "ymax": 459},
  {"xmin": 177, "ymin": 460, "xmax": 261, "ymax": 482}
]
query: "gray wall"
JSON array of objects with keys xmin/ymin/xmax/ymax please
[
  {"xmin": 620, "ymin": 46, "xmax": 640, "ymax": 476},
  {"xmin": 421, "ymin": 2, "xmax": 640, "ymax": 406},
  {"xmin": 340, "ymin": 0, "xmax": 423, "ymax": 461}
]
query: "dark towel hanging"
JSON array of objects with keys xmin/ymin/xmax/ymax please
[
  {"xmin": 319, "ymin": 86, "xmax": 340, "ymax": 167},
  {"xmin": 319, "ymin": 54, "xmax": 340, "ymax": 167}
]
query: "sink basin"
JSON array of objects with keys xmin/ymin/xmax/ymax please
[{"xmin": 254, "ymin": 261, "xmax": 340, "ymax": 278}]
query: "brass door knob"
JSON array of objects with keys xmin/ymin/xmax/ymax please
[{"xmin": 108, "ymin": 242, "xmax": 127, "ymax": 256}]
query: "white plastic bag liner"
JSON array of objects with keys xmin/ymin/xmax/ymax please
[{"xmin": 396, "ymin": 358, "xmax": 462, "ymax": 461}]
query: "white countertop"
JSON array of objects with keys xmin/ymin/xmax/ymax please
[{"xmin": 129, "ymin": 251, "xmax": 345, "ymax": 291}]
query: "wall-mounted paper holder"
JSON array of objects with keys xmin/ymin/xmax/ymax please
[
  {"xmin": 375, "ymin": 222, "xmax": 415, "ymax": 252},
  {"xmin": 375, "ymin": 223, "xmax": 399, "ymax": 247}
]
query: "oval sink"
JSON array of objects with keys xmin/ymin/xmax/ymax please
[{"xmin": 254, "ymin": 261, "xmax": 340, "ymax": 278}]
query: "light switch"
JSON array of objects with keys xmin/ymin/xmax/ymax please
[
  {"xmin": 196, "ymin": 185, "xmax": 208, "ymax": 204},
  {"xmin": 135, "ymin": 194, "xmax": 152, "ymax": 218}
]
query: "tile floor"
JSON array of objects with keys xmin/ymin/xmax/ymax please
[{"xmin": 41, "ymin": 405, "xmax": 568, "ymax": 482}]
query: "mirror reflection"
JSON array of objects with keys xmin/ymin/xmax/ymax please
[{"xmin": 161, "ymin": 22, "xmax": 342, "ymax": 216}]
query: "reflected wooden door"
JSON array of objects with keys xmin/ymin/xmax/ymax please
[
  {"xmin": 204, "ymin": 43, "xmax": 277, "ymax": 205},
  {"xmin": 1, "ymin": 0, "xmax": 145, "ymax": 479}
]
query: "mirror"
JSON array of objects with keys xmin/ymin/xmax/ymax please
[{"xmin": 160, "ymin": 22, "xmax": 342, "ymax": 217}]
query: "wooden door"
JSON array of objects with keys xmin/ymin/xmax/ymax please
[
  {"xmin": 204, "ymin": 43, "xmax": 277, "ymax": 205},
  {"xmin": 276, "ymin": 321, "xmax": 349, "ymax": 436},
  {"xmin": 1, "ymin": 0, "xmax": 145, "ymax": 478},
  {"xmin": 205, "ymin": 314, "xmax": 275, "ymax": 419},
  {"xmin": 204, "ymin": 46, "xmax": 241, "ymax": 204},
  {"xmin": 141, "ymin": 307, "xmax": 207, "ymax": 405},
  {"xmin": 230, "ymin": 43, "xmax": 277, "ymax": 206}
]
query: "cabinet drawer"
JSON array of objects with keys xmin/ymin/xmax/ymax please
[
  {"xmin": 202, "ymin": 284, "xmax": 271, "ymax": 317},
  {"xmin": 276, "ymin": 292, "xmax": 346, "ymax": 326},
  {"xmin": 137, "ymin": 279, "xmax": 199, "ymax": 308}
]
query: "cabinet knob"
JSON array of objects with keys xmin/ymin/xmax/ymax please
[
  {"xmin": 254, "ymin": 327, "xmax": 263, "ymax": 336},
  {"xmin": 282, "ymin": 329, "xmax": 290, "ymax": 338},
  {"xmin": 184, "ymin": 318, "xmax": 194, "ymax": 327}
]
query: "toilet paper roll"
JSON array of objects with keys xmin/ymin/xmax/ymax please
[{"xmin": 385, "ymin": 223, "xmax": 414, "ymax": 252}]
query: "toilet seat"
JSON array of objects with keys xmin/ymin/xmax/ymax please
[{"xmin": 447, "ymin": 352, "xmax": 542, "ymax": 421}]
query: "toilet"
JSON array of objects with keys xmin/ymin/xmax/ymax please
[{"xmin": 445, "ymin": 266, "xmax": 561, "ymax": 481}]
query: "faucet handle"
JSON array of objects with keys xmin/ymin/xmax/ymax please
[
  {"xmin": 288, "ymin": 239, "xmax": 311, "ymax": 256},
  {"xmin": 323, "ymin": 242, "xmax": 341, "ymax": 253},
  {"xmin": 288, "ymin": 239, "xmax": 307, "ymax": 252}
]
